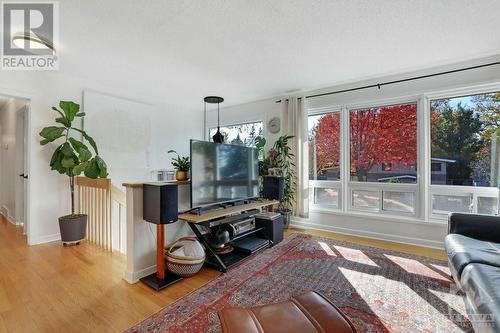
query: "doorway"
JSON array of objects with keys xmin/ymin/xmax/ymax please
[{"xmin": 0, "ymin": 95, "xmax": 30, "ymax": 241}]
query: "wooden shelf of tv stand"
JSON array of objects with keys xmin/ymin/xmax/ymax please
[
  {"xmin": 178, "ymin": 199, "xmax": 279, "ymax": 224},
  {"xmin": 122, "ymin": 180, "xmax": 191, "ymax": 188}
]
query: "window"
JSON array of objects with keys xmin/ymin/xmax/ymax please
[
  {"xmin": 308, "ymin": 112, "xmax": 341, "ymax": 181},
  {"xmin": 313, "ymin": 187, "xmax": 339, "ymax": 208},
  {"xmin": 306, "ymin": 86, "xmax": 500, "ymax": 220},
  {"xmin": 308, "ymin": 112, "xmax": 342, "ymax": 210},
  {"xmin": 383, "ymin": 191, "xmax": 415, "ymax": 213},
  {"xmin": 350, "ymin": 103, "xmax": 417, "ymax": 183},
  {"xmin": 352, "ymin": 189, "xmax": 379, "ymax": 211},
  {"xmin": 209, "ymin": 121, "xmax": 263, "ymax": 147},
  {"xmin": 430, "ymin": 92, "xmax": 500, "ymax": 187}
]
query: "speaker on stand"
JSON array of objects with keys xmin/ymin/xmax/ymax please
[{"xmin": 141, "ymin": 183, "xmax": 181, "ymax": 290}]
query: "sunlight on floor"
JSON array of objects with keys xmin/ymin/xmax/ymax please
[
  {"xmin": 384, "ymin": 254, "xmax": 450, "ymax": 281},
  {"xmin": 334, "ymin": 244, "xmax": 378, "ymax": 267},
  {"xmin": 318, "ymin": 241, "xmax": 337, "ymax": 256}
]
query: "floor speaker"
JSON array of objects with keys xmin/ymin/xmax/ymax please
[
  {"xmin": 255, "ymin": 213, "xmax": 283, "ymax": 244},
  {"xmin": 263, "ymin": 176, "xmax": 284, "ymax": 201}
]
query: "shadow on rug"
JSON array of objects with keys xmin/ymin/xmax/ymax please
[{"xmin": 125, "ymin": 233, "xmax": 472, "ymax": 333}]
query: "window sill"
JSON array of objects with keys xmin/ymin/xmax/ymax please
[{"xmin": 308, "ymin": 207, "xmax": 447, "ymax": 227}]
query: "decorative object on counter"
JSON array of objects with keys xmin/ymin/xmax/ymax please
[
  {"xmin": 272, "ymin": 135, "xmax": 296, "ymax": 229},
  {"xmin": 39, "ymin": 101, "xmax": 108, "ymax": 246},
  {"xmin": 205, "ymin": 96, "xmax": 225, "ymax": 143},
  {"xmin": 167, "ymin": 150, "xmax": 190, "ymax": 181},
  {"xmin": 141, "ymin": 183, "xmax": 181, "ymax": 290},
  {"xmin": 151, "ymin": 169, "xmax": 175, "ymax": 181},
  {"xmin": 165, "ymin": 237, "xmax": 205, "ymax": 278}
]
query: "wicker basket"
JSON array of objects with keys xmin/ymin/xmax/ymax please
[{"xmin": 165, "ymin": 237, "xmax": 205, "ymax": 278}]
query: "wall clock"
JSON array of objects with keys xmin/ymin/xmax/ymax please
[{"xmin": 268, "ymin": 117, "xmax": 281, "ymax": 134}]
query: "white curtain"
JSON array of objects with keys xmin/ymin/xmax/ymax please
[{"xmin": 285, "ymin": 96, "xmax": 309, "ymax": 218}]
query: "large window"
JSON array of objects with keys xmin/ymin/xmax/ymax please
[
  {"xmin": 429, "ymin": 92, "xmax": 500, "ymax": 215},
  {"xmin": 307, "ymin": 87, "xmax": 500, "ymax": 220},
  {"xmin": 350, "ymin": 103, "xmax": 418, "ymax": 183},
  {"xmin": 209, "ymin": 121, "xmax": 263, "ymax": 147}
]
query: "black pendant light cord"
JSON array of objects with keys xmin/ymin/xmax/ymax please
[{"xmin": 275, "ymin": 61, "xmax": 500, "ymax": 102}]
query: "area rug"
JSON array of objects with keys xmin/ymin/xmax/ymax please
[{"xmin": 125, "ymin": 233, "xmax": 472, "ymax": 333}]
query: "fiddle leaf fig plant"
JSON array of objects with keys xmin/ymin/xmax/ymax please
[{"xmin": 39, "ymin": 101, "xmax": 108, "ymax": 215}]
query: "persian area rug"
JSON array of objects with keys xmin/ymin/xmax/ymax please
[{"xmin": 125, "ymin": 233, "xmax": 472, "ymax": 333}]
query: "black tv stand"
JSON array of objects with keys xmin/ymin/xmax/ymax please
[{"xmin": 178, "ymin": 200, "xmax": 279, "ymax": 273}]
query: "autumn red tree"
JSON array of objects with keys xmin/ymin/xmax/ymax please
[
  {"xmin": 309, "ymin": 103, "xmax": 417, "ymax": 179},
  {"xmin": 309, "ymin": 113, "xmax": 340, "ymax": 179}
]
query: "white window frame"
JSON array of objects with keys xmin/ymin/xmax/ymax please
[
  {"xmin": 345, "ymin": 96, "xmax": 421, "ymax": 218},
  {"xmin": 307, "ymin": 106, "xmax": 343, "ymax": 211},
  {"xmin": 425, "ymin": 82, "xmax": 500, "ymax": 221},
  {"xmin": 306, "ymin": 81, "xmax": 500, "ymax": 223}
]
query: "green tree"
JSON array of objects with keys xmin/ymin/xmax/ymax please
[
  {"xmin": 431, "ymin": 101, "xmax": 483, "ymax": 185},
  {"xmin": 472, "ymin": 92, "xmax": 500, "ymax": 141}
]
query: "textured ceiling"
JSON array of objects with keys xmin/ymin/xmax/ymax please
[{"xmin": 58, "ymin": 0, "xmax": 500, "ymax": 110}]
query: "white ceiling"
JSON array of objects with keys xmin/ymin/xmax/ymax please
[{"xmin": 59, "ymin": 0, "xmax": 500, "ymax": 110}]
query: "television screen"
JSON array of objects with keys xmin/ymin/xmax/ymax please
[{"xmin": 190, "ymin": 140, "xmax": 259, "ymax": 208}]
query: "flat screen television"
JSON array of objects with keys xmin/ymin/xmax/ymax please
[{"xmin": 190, "ymin": 140, "xmax": 259, "ymax": 209}]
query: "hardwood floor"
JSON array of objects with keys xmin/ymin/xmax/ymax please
[{"xmin": 0, "ymin": 215, "xmax": 446, "ymax": 333}]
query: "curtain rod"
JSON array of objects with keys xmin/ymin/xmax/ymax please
[{"xmin": 275, "ymin": 61, "xmax": 500, "ymax": 103}]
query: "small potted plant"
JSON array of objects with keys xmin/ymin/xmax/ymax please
[
  {"xmin": 39, "ymin": 101, "xmax": 108, "ymax": 245},
  {"xmin": 168, "ymin": 150, "xmax": 191, "ymax": 181}
]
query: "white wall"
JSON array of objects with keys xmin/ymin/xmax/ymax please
[
  {"xmin": 0, "ymin": 71, "xmax": 202, "ymax": 245},
  {"xmin": 213, "ymin": 56, "xmax": 500, "ymax": 248},
  {"xmin": 0, "ymin": 98, "xmax": 28, "ymax": 224}
]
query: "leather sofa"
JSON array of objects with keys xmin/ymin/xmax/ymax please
[{"xmin": 445, "ymin": 212, "xmax": 500, "ymax": 333}]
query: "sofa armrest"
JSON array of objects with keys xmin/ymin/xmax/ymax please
[{"xmin": 448, "ymin": 212, "xmax": 500, "ymax": 242}]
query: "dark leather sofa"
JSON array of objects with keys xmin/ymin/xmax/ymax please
[{"xmin": 445, "ymin": 212, "xmax": 500, "ymax": 333}]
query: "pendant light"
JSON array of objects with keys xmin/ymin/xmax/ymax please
[{"xmin": 204, "ymin": 96, "xmax": 225, "ymax": 143}]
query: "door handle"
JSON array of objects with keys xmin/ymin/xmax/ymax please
[{"xmin": 19, "ymin": 173, "xmax": 28, "ymax": 179}]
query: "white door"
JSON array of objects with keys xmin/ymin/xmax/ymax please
[{"xmin": 14, "ymin": 105, "xmax": 27, "ymax": 233}]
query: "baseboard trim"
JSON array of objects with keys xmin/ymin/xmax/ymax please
[
  {"xmin": 1, "ymin": 211, "xmax": 16, "ymax": 225},
  {"xmin": 290, "ymin": 219, "xmax": 445, "ymax": 250},
  {"xmin": 31, "ymin": 233, "xmax": 61, "ymax": 245},
  {"xmin": 124, "ymin": 265, "xmax": 156, "ymax": 284}
]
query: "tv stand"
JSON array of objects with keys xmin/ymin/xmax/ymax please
[{"xmin": 179, "ymin": 199, "xmax": 279, "ymax": 272}]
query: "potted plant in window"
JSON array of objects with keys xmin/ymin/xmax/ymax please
[
  {"xmin": 168, "ymin": 150, "xmax": 191, "ymax": 181},
  {"xmin": 272, "ymin": 135, "xmax": 296, "ymax": 228},
  {"xmin": 39, "ymin": 101, "xmax": 108, "ymax": 245}
]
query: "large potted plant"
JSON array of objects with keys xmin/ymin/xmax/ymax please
[
  {"xmin": 272, "ymin": 135, "xmax": 296, "ymax": 228},
  {"xmin": 167, "ymin": 150, "xmax": 191, "ymax": 181},
  {"xmin": 39, "ymin": 101, "xmax": 108, "ymax": 245}
]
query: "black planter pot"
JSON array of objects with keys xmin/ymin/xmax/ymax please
[
  {"xmin": 280, "ymin": 210, "xmax": 292, "ymax": 229},
  {"xmin": 58, "ymin": 214, "xmax": 87, "ymax": 244}
]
